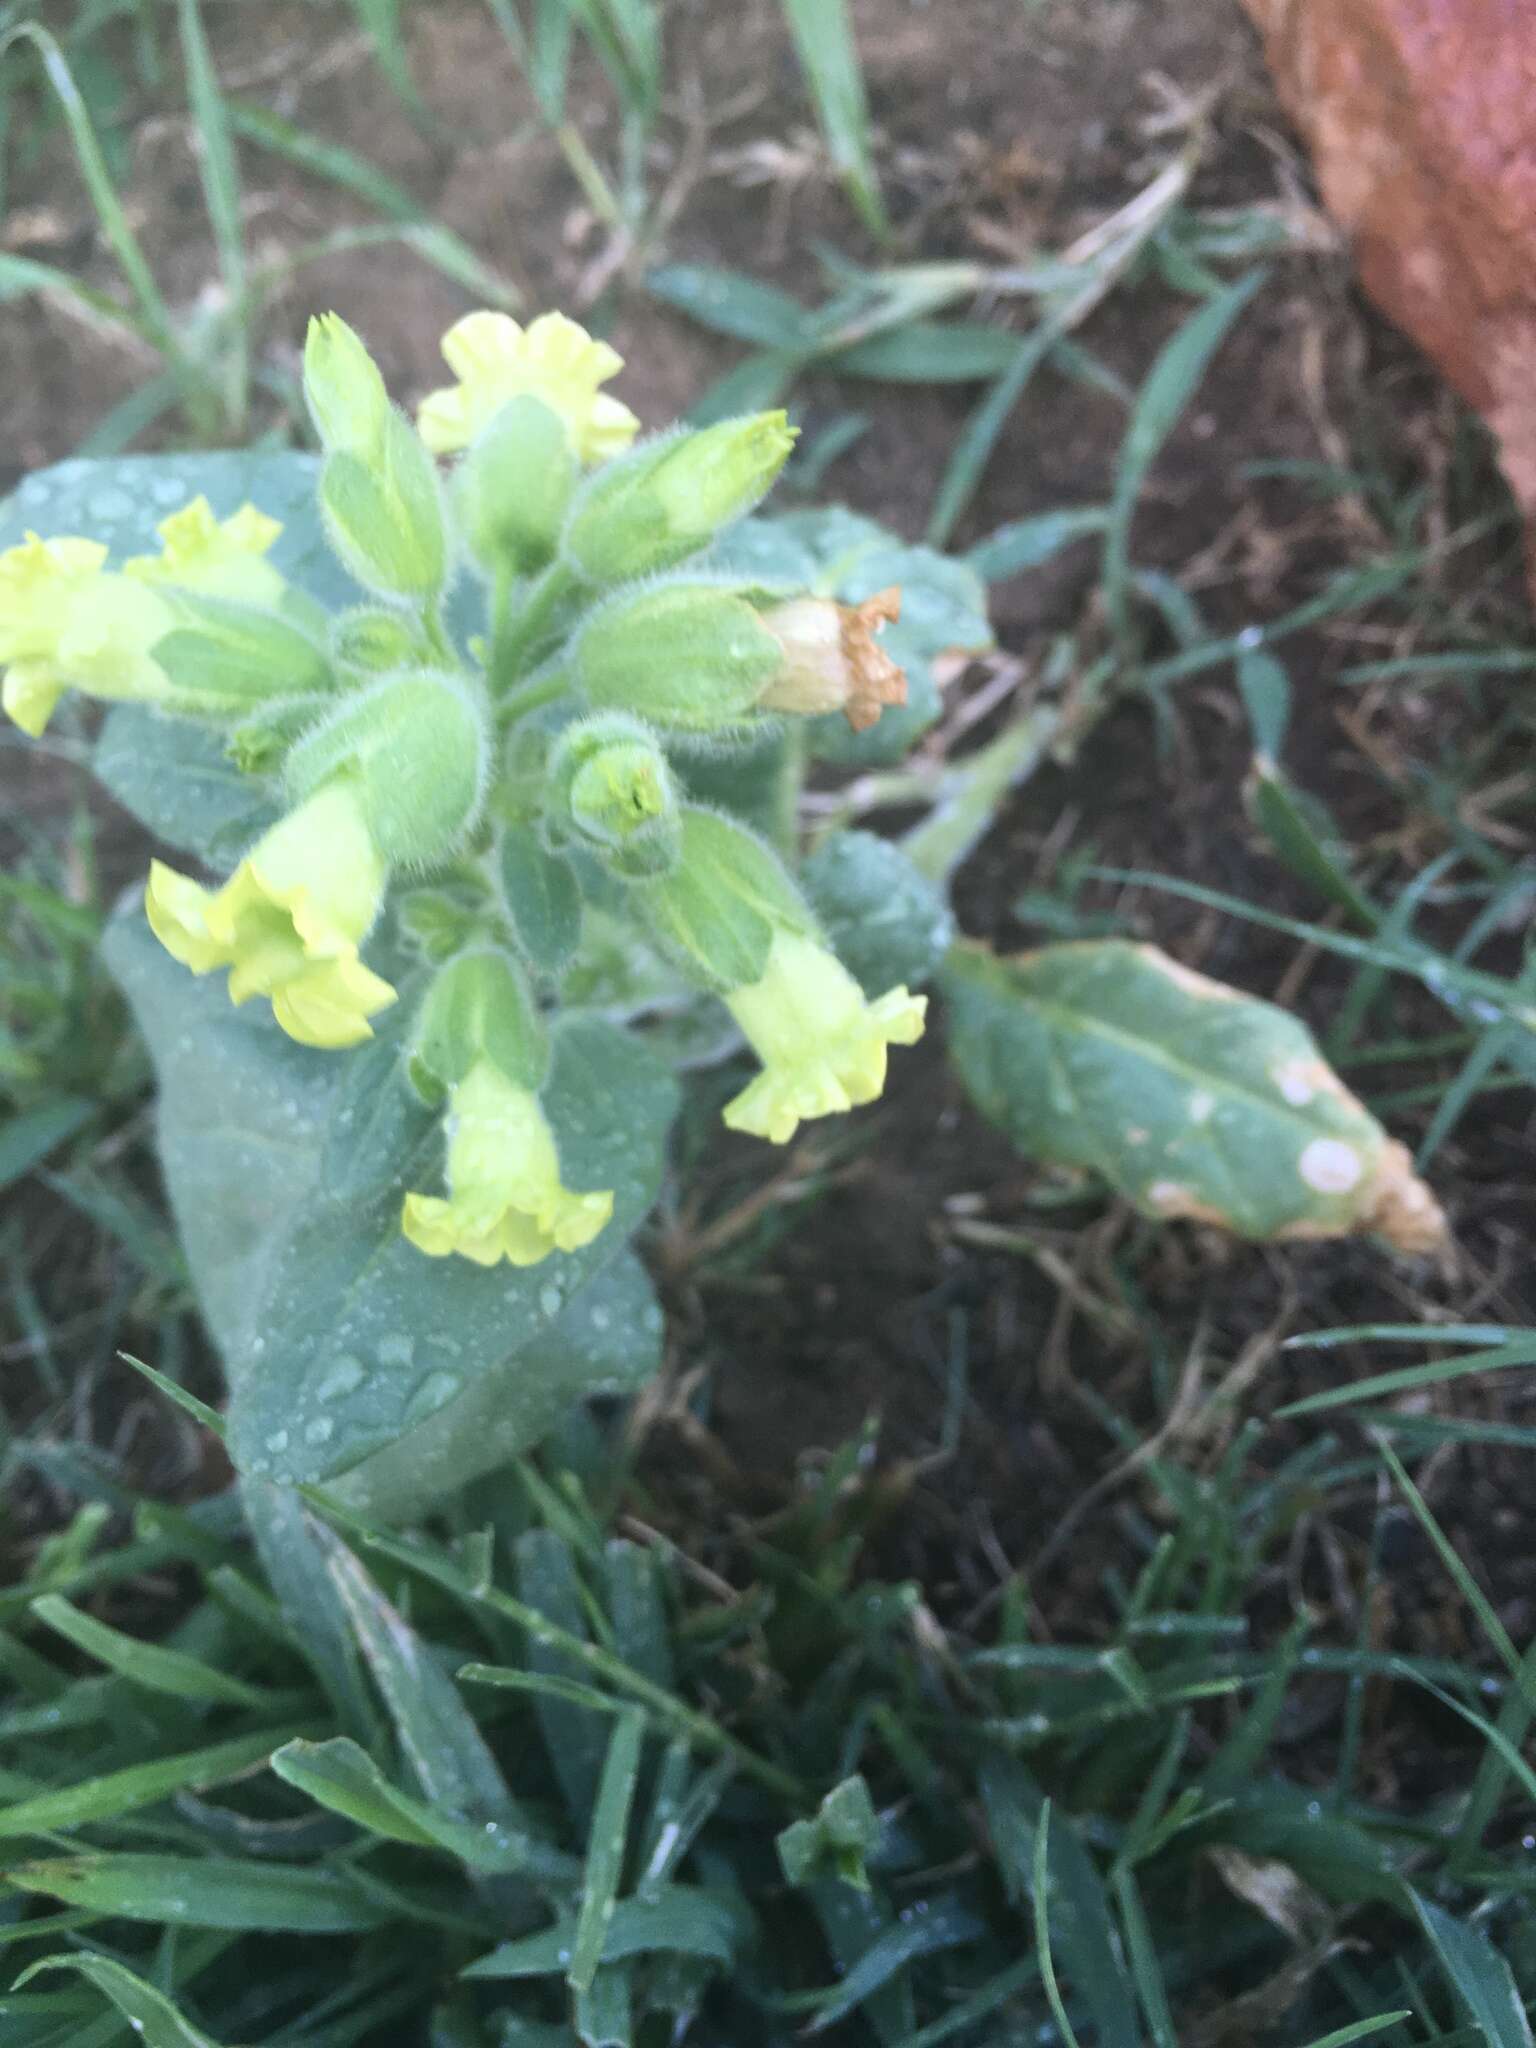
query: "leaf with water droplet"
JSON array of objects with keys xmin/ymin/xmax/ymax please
[
  {"xmin": 103, "ymin": 909, "xmax": 677, "ymax": 1495},
  {"xmin": 330, "ymin": 1251, "xmax": 664, "ymax": 1522}
]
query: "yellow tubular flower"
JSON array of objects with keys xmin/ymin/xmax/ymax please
[
  {"xmin": 0, "ymin": 533, "xmax": 174, "ymax": 736},
  {"xmin": 401, "ymin": 1059, "xmax": 614, "ymax": 1268},
  {"xmin": 145, "ymin": 781, "xmax": 396, "ymax": 1049},
  {"xmin": 723, "ymin": 930, "xmax": 927, "ymax": 1145},
  {"xmin": 124, "ymin": 496, "xmax": 286, "ymax": 607},
  {"xmin": 417, "ymin": 311, "xmax": 640, "ymax": 462}
]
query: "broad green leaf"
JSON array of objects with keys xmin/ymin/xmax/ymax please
[
  {"xmin": 102, "ymin": 909, "xmax": 677, "ymax": 1485},
  {"xmin": 94, "ymin": 710, "xmax": 281, "ymax": 868},
  {"xmin": 801, "ymin": 831, "xmax": 954, "ymax": 996},
  {"xmin": 7, "ymin": 1852, "xmax": 388, "ymax": 1931},
  {"xmin": 942, "ymin": 939, "xmax": 1444, "ymax": 1247},
  {"xmin": 13, "ymin": 1957, "xmax": 227, "ymax": 2048},
  {"xmin": 0, "ymin": 450, "xmax": 337, "ymax": 593},
  {"xmin": 332, "ymin": 1252, "xmax": 664, "ymax": 1521},
  {"xmin": 501, "ymin": 823, "xmax": 585, "ymax": 978},
  {"xmin": 1413, "ymin": 1894, "xmax": 1535, "ymax": 2047}
]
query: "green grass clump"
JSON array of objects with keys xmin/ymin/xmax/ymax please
[{"xmin": 2, "ymin": 1355, "xmax": 1536, "ymax": 2046}]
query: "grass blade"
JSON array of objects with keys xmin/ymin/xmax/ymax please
[
  {"xmin": 175, "ymin": 0, "xmax": 246, "ymax": 431},
  {"xmin": 344, "ymin": 0, "xmax": 428, "ymax": 122},
  {"xmin": 29, "ymin": 1592, "xmax": 271, "ymax": 1707},
  {"xmin": 927, "ymin": 326, "xmax": 1057, "ymax": 546},
  {"xmin": 1276, "ymin": 1338, "xmax": 1536, "ymax": 1419},
  {"xmin": 569, "ymin": 1707, "xmax": 644, "ymax": 1997},
  {"xmin": 320, "ymin": 1527, "xmax": 531, "ymax": 1835},
  {"xmin": 0, "ymin": 1726, "xmax": 299, "ymax": 1838},
  {"xmin": 778, "ymin": 0, "xmax": 887, "ymax": 238},
  {"xmin": 1410, "ymin": 1892, "xmax": 1534, "ymax": 2048},
  {"xmin": 1, "ymin": 25, "xmax": 197, "ymax": 406},
  {"xmin": 12, "ymin": 1957, "xmax": 227, "ymax": 2048},
  {"xmin": 1031, "ymin": 1803, "xmax": 1084, "ymax": 2048},
  {"xmin": 229, "ymin": 103, "xmax": 517, "ymax": 308},
  {"xmin": 1101, "ymin": 270, "xmax": 1262, "ymax": 650},
  {"xmin": 0, "ymin": 1095, "xmax": 94, "ymax": 1193},
  {"xmin": 8, "ymin": 1852, "xmax": 389, "ymax": 1932}
]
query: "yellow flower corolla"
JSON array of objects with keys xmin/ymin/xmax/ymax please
[
  {"xmin": 723, "ymin": 930, "xmax": 927, "ymax": 1145},
  {"xmin": 124, "ymin": 496, "xmax": 286, "ymax": 607},
  {"xmin": 145, "ymin": 781, "xmax": 396, "ymax": 1049},
  {"xmin": 0, "ymin": 532, "xmax": 174, "ymax": 737},
  {"xmin": 417, "ymin": 311, "xmax": 640, "ymax": 463},
  {"xmin": 402, "ymin": 1058, "xmax": 614, "ymax": 1267}
]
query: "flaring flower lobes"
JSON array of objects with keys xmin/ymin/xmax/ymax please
[
  {"xmin": 0, "ymin": 532, "xmax": 171, "ymax": 737},
  {"xmin": 124, "ymin": 496, "xmax": 286, "ymax": 607},
  {"xmin": 145, "ymin": 781, "xmax": 396, "ymax": 1049},
  {"xmin": 417, "ymin": 311, "xmax": 640, "ymax": 463},
  {"xmin": 0, "ymin": 532, "xmax": 100, "ymax": 734},
  {"xmin": 401, "ymin": 1059, "xmax": 614, "ymax": 1267},
  {"xmin": 723, "ymin": 930, "xmax": 927, "ymax": 1145}
]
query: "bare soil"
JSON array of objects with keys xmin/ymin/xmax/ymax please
[{"xmin": 3, "ymin": 0, "xmax": 1534, "ymax": 1680}]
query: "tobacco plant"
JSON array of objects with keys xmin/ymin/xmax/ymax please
[{"xmin": 0, "ymin": 310, "xmax": 1442, "ymax": 1513}]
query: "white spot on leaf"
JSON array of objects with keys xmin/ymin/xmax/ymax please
[
  {"xmin": 1298, "ymin": 1138, "xmax": 1364, "ymax": 1195},
  {"xmin": 1273, "ymin": 1058, "xmax": 1316, "ymax": 1106}
]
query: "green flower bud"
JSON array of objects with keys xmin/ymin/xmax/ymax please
[
  {"xmin": 639, "ymin": 805, "xmax": 814, "ymax": 991},
  {"xmin": 304, "ymin": 313, "xmax": 391, "ymax": 457},
  {"xmin": 454, "ymin": 394, "xmax": 579, "ymax": 578},
  {"xmin": 318, "ymin": 411, "xmax": 447, "ymax": 600},
  {"xmin": 151, "ymin": 590, "xmax": 333, "ymax": 720},
  {"xmin": 548, "ymin": 713, "xmax": 680, "ymax": 879},
  {"xmin": 408, "ymin": 947, "xmax": 547, "ymax": 1103},
  {"xmin": 225, "ymin": 693, "xmax": 333, "ymax": 775},
  {"xmin": 331, "ymin": 605, "xmax": 433, "ymax": 675},
  {"xmin": 562, "ymin": 412, "xmax": 797, "ymax": 584},
  {"xmin": 395, "ymin": 881, "xmax": 491, "ymax": 966},
  {"xmin": 285, "ymin": 670, "xmax": 488, "ymax": 868},
  {"xmin": 573, "ymin": 582, "xmax": 781, "ymax": 731}
]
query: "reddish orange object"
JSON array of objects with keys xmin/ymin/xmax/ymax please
[{"xmin": 1243, "ymin": 0, "xmax": 1536, "ymax": 593}]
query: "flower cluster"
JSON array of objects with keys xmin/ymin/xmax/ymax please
[{"xmin": 0, "ymin": 311, "xmax": 926, "ymax": 1268}]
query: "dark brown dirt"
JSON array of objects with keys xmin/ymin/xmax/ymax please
[{"xmin": 3, "ymin": 0, "xmax": 1535, "ymax": 1677}]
